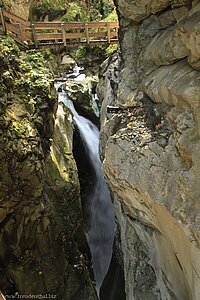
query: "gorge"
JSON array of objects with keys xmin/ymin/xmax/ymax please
[
  {"xmin": 1, "ymin": 0, "xmax": 200, "ymax": 299},
  {"xmin": 57, "ymin": 84, "xmax": 115, "ymax": 296}
]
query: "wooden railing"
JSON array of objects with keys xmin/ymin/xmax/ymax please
[{"xmin": 0, "ymin": 8, "xmax": 118, "ymax": 49}]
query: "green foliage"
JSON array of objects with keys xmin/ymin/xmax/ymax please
[
  {"xmin": 75, "ymin": 43, "xmax": 118, "ymax": 63},
  {"xmin": 31, "ymin": 0, "xmax": 116, "ymax": 22},
  {"xmin": 32, "ymin": 0, "xmax": 66, "ymax": 11},
  {"xmin": 106, "ymin": 44, "xmax": 118, "ymax": 55},
  {"xmin": 101, "ymin": 0, "xmax": 115, "ymax": 18},
  {"xmin": 0, "ymin": 35, "xmax": 19, "ymax": 55},
  {"xmin": 102, "ymin": 8, "xmax": 118, "ymax": 22},
  {"xmin": 61, "ymin": 2, "xmax": 89, "ymax": 22},
  {"xmin": 0, "ymin": 0, "xmax": 12, "ymax": 7},
  {"xmin": 75, "ymin": 45, "xmax": 107, "ymax": 59},
  {"xmin": 0, "ymin": 35, "xmax": 55, "ymax": 116}
]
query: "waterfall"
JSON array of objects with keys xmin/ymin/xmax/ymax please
[{"xmin": 58, "ymin": 89, "xmax": 115, "ymax": 297}]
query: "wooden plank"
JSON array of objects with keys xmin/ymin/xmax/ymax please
[
  {"xmin": 89, "ymin": 32, "xmax": 107, "ymax": 38},
  {"xmin": 107, "ymin": 22, "xmax": 119, "ymax": 26},
  {"xmin": 23, "ymin": 32, "xmax": 32, "ymax": 41},
  {"xmin": 37, "ymin": 39, "xmax": 117, "ymax": 49},
  {"xmin": 71, "ymin": 22, "xmax": 107, "ymax": 29},
  {"xmin": 5, "ymin": 22, "xmax": 32, "ymax": 41},
  {"xmin": 33, "ymin": 21, "xmax": 118, "ymax": 36},
  {"xmin": 35, "ymin": 21, "xmax": 118, "ymax": 29},
  {"xmin": 110, "ymin": 31, "xmax": 118, "ymax": 38},
  {"xmin": 37, "ymin": 38, "xmax": 118, "ymax": 49},
  {"xmin": 3, "ymin": 10, "xmax": 30, "ymax": 26},
  {"xmin": 63, "ymin": 22, "xmax": 86, "ymax": 29},
  {"xmin": 84, "ymin": 21, "xmax": 118, "ymax": 27},
  {"xmin": 21, "ymin": 27, "xmax": 32, "ymax": 41},
  {"xmin": 36, "ymin": 33, "xmax": 62, "ymax": 40},
  {"xmin": 34, "ymin": 23, "xmax": 62, "ymax": 29},
  {"xmin": 6, "ymin": 22, "xmax": 20, "ymax": 35},
  {"xmin": 65, "ymin": 32, "xmax": 86, "ymax": 39}
]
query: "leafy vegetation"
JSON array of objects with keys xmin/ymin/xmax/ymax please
[
  {"xmin": 0, "ymin": 0, "xmax": 12, "ymax": 7},
  {"xmin": 33, "ymin": 0, "xmax": 66, "ymax": 11},
  {"xmin": 75, "ymin": 44, "xmax": 117, "ymax": 61},
  {"xmin": 61, "ymin": 2, "xmax": 90, "ymax": 22},
  {"xmin": 31, "ymin": 0, "xmax": 117, "ymax": 22}
]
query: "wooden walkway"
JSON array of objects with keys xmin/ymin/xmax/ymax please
[{"xmin": 0, "ymin": 8, "xmax": 118, "ymax": 49}]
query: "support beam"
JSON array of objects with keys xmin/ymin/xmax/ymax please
[
  {"xmin": 107, "ymin": 22, "xmax": 111, "ymax": 43},
  {"xmin": 31, "ymin": 23, "xmax": 38, "ymax": 48},
  {"xmin": 61, "ymin": 23, "xmax": 66, "ymax": 46},
  {"xmin": 0, "ymin": 7, "xmax": 7, "ymax": 35},
  {"xmin": 85, "ymin": 23, "xmax": 89, "ymax": 44},
  {"xmin": 18, "ymin": 22, "xmax": 24, "ymax": 43}
]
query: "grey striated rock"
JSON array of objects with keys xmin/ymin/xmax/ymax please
[{"xmin": 99, "ymin": 0, "xmax": 200, "ymax": 299}]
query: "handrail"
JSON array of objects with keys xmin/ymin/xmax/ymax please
[{"xmin": 0, "ymin": 8, "xmax": 119, "ymax": 49}]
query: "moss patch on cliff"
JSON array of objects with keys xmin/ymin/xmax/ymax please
[{"xmin": 0, "ymin": 35, "xmax": 56, "ymax": 154}]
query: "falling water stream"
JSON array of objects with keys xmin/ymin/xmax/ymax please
[{"xmin": 57, "ymin": 85, "xmax": 115, "ymax": 297}]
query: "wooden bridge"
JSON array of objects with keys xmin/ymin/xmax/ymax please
[{"xmin": 0, "ymin": 8, "xmax": 118, "ymax": 49}]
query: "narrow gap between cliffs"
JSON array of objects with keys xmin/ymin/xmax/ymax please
[{"xmin": 56, "ymin": 70, "xmax": 126, "ymax": 299}]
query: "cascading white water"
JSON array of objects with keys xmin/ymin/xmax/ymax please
[{"xmin": 58, "ymin": 89, "xmax": 115, "ymax": 297}]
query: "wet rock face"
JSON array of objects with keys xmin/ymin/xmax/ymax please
[
  {"xmin": 0, "ymin": 36, "xmax": 97, "ymax": 299},
  {"xmin": 99, "ymin": 1, "xmax": 200, "ymax": 299},
  {"xmin": 62, "ymin": 77, "xmax": 99, "ymax": 125}
]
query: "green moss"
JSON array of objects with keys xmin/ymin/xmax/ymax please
[
  {"xmin": 0, "ymin": 34, "xmax": 56, "ymax": 156},
  {"xmin": 10, "ymin": 120, "xmax": 28, "ymax": 136}
]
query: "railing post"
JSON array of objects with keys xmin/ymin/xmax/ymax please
[
  {"xmin": 107, "ymin": 22, "xmax": 111, "ymax": 43},
  {"xmin": 0, "ymin": 7, "xmax": 7, "ymax": 35},
  {"xmin": 18, "ymin": 22, "xmax": 24, "ymax": 43},
  {"xmin": 85, "ymin": 23, "xmax": 89, "ymax": 44},
  {"xmin": 31, "ymin": 23, "xmax": 38, "ymax": 48},
  {"xmin": 61, "ymin": 23, "xmax": 66, "ymax": 46}
]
